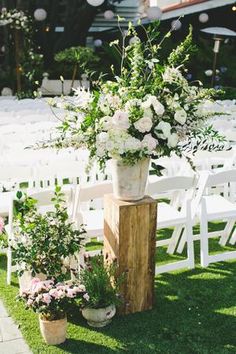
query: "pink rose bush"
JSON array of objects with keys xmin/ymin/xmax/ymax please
[{"xmin": 18, "ymin": 278, "xmax": 88, "ymax": 321}]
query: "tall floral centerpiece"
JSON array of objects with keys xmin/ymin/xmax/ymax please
[{"xmin": 53, "ymin": 23, "xmax": 217, "ymax": 201}]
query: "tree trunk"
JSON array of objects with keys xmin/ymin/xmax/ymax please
[{"xmin": 71, "ymin": 63, "xmax": 78, "ymax": 91}]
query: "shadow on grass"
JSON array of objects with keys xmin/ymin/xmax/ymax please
[
  {"xmin": 55, "ymin": 338, "xmax": 119, "ymax": 354},
  {"xmin": 63, "ymin": 262, "xmax": 236, "ymax": 353}
]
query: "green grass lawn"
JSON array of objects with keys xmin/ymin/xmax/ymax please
[{"xmin": 1, "ymin": 225, "xmax": 236, "ymax": 354}]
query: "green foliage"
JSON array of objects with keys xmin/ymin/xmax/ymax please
[
  {"xmin": 52, "ymin": 22, "xmax": 219, "ymax": 170},
  {"xmin": 55, "ymin": 46, "xmax": 98, "ymax": 66},
  {"xmin": 0, "ymin": 9, "xmax": 44, "ymax": 96},
  {"xmin": 12, "ymin": 186, "xmax": 85, "ymax": 281},
  {"xmin": 79, "ymin": 255, "xmax": 124, "ymax": 309},
  {"xmin": 1, "ymin": 222, "xmax": 236, "ymax": 353},
  {"xmin": 54, "ymin": 46, "xmax": 99, "ymax": 79},
  {"xmin": 167, "ymin": 26, "xmax": 197, "ymax": 67}
]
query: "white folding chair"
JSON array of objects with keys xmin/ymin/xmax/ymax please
[
  {"xmin": 72, "ymin": 180, "xmax": 113, "ymax": 260},
  {"xmin": 199, "ymin": 169, "xmax": 236, "ymax": 267},
  {"xmin": 0, "ymin": 165, "xmax": 34, "ymax": 217},
  {"xmin": 147, "ymin": 173, "xmax": 208, "ymax": 274}
]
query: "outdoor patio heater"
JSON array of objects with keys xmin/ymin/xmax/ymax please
[{"xmin": 201, "ymin": 27, "xmax": 236, "ymax": 87}]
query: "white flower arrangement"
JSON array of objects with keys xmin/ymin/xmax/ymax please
[
  {"xmin": 0, "ymin": 8, "xmax": 31, "ymax": 32},
  {"xmin": 51, "ymin": 22, "xmax": 218, "ymax": 170}
]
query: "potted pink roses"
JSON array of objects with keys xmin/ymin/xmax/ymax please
[{"xmin": 19, "ymin": 278, "xmax": 85, "ymax": 345}]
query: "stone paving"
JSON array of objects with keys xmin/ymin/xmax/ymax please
[{"xmin": 0, "ymin": 300, "xmax": 32, "ymax": 354}]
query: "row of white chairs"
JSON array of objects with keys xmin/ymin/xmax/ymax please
[{"xmin": 3, "ymin": 169, "xmax": 236, "ymax": 285}]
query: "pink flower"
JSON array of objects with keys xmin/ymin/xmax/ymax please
[
  {"xmin": 0, "ymin": 217, "xmax": 4, "ymax": 233},
  {"xmin": 57, "ymin": 289, "xmax": 65, "ymax": 298},
  {"xmin": 74, "ymin": 284, "xmax": 86, "ymax": 293},
  {"xmin": 67, "ymin": 288, "xmax": 76, "ymax": 298},
  {"xmin": 42, "ymin": 293, "xmax": 51, "ymax": 305},
  {"xmin": 27, "ymin": 299, "xmax": 34, "ymax": 306},
  {"xmin": 31, "ymin": 277, "xmax": 41, "ymax": 284},
  {"xmin": 83, "ymin": 293, "xmax": 90, "ymax": 302},
  {"xmin": 49, "ymin": 289, "xmax": 60, "ymax": 299},
  {"xmin": 43, "ymin": 280, "xmax": 54, "ymax": 289}
]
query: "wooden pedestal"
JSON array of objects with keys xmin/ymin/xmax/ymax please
[{"xmin": 104, "ymin": 194, "xmax": 157, "ymax": 315}]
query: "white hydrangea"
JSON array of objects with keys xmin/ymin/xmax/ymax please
[
  {"xmin": 174, "ymin": 109, "xmax": 187, "ymax": 125},
  {"xmin": 106, "ymin": 130, "xmax": 127, "ymax": 156},
  {"xmin": 134, "ymin": 116, "xmax": 153, "ymax": 133},
  {"xmin": 125, "ymin": 136, "xmax": 142, "ymax": 151},
  {"xmin": 97, "ymin": 132, "xmax": 109, "ymax": 143}
]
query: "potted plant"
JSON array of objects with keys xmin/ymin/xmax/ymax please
[
  {"xmin": 18, "ymin": 278, "xmax": 85, "ymax": 345},
  {"xmin": 54, "ymin": 46, "xmax": 99, "ymax": 90},
  {"xmin": 79, "ymin": 256, "xmax": 123, "ymax": 328},
  {"xmin": 51, "ymin": 22, "xmax": 219, "ymax": 201},
  {"xmin": 12, "ymin": 186, "xmax": 85, "ymax": 291}
]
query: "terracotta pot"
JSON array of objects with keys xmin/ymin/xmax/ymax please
[
  {"xmin": 39, "ymin": 316, "xmax": 67, "ymax": 345},
  {"xmin": 111, "ymin": 158, "xmax": 150, "ymax": 201},
  {"xmin": 82, "ymin": 304, "xmax": 116, "ymax": 328}
]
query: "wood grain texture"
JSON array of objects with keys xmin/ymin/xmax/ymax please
[{"xmin": 104, "ymin": 194, "xmax": 157, "ymax": 315}]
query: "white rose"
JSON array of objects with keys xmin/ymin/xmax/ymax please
[
  {"xmin": 142, "ymin": 134, "xmax": 158, "ymax": 152},
  {"xmin": 125, "ymin": 136, "xmax": 142, "ymax": 151},
  {"xmin": 168, "ymin": 133, "xmax": 179, "ymax": 148},
  {"xmin": 134, "ymin": 116, "xmax": 153, "ymax": 133},
  {"xmin": 142, "ymin": 96, "xmax": 165, "ymax": 116},
  {"xmin": 155, "ymin": 121, "xmax": 171, "ymax": 139},
  {"xmin": 112, "ymin": 110, "xmax": 130, "ymax": 130},
  {"xmin": 174, "ymin": 109, "xmax": 187, "ymax": 125}
]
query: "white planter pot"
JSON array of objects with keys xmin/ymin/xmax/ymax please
[
  {"xmin": 82, "ymin": 305, "xmax": 116, "ymax": 328},
  {"xmin": 18, "ymin": 271, "xmax": 46, "ymax": 294},
  {"xmin": 111, "ymin": 158, "xmax": 150, "ymax": 201},
  {"xmin": 39, "ymin": 316, "xmax": 67, "ymax": 345}
]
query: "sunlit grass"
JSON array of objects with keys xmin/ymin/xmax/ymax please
[{"xmin": 0, "ymin": 223, "xmax": 236, "ymax": 353}]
